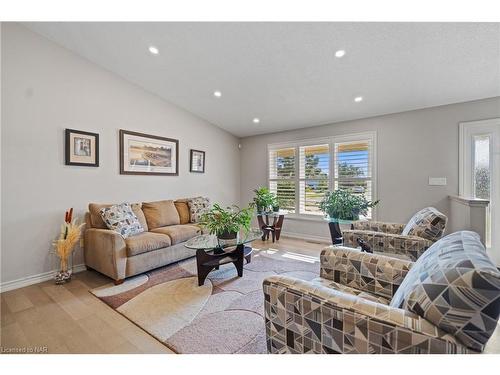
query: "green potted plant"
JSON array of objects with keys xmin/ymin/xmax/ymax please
[
  {"xmin": 253, "ymin": 187, "xmax": 277, "ymax": 214},
  {"xmin": 319, "ymin": 189, "xmax": 379, "ymax": 244},
  {"xmin": 272, "ymin": 196, "xmax": 280, "ymax": 212},
  {"xmin": 200, "ymin": 203, "xmax": 254, "ymax": 241}
]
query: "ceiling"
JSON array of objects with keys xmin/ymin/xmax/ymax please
[{"xmin": 24, "ymin": 22, "xmax": 500, "ymax": 137}]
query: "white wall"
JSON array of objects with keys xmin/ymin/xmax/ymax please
[
  {"xmin": 240, "ymin": 97, "xmax": 500, "ymax": 241},
  {"xmin": 1, "ymin": 23, "xmax": 241, "ymax": 284}
]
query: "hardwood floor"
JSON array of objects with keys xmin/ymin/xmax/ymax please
[{"xmin": 1, "ymin": 237, "xmax": 499, "ymax": 354}]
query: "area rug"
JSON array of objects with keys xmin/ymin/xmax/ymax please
[{"xmin": 90, "ymin": 248, "xmax": 320, "ymax": 354}]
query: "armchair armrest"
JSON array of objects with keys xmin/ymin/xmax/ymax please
[
  {"xmin": 320, "ymin": 246, "xmax": 413, "ymax": 300},
  {"xmin": 342, "ymin": 230, "xmax": 433, "ymax": 261},
  {"xmin": 263, "ymin": 275, "xmax": 471, "ymax": 354},
  {"xmin": 351, "ymin": 220, "xmax": 405, "ymax": 234},
  {"xmin": 84, "ymin": 228, "xmax": 127, "ymax": 281}
]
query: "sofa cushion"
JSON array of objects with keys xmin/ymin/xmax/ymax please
[
  {"xmin": 99, "ymin": 203, "xmax": 145, "ymax": 238},
  {"xmin": 187, "ymin": 196, "xmax": 210, "ymax": 223},
  {"xmin": 402, "ymin": 206, "xmax": 447, "ymax": 242},
  {"xmin": 151, "ymin": 224, "xmax": 202, "ymax": 245},
  {"xmin": 142, "ymin": 200, "xmax": 180, "ymax": 229},
  {"xmin": 174, "ymin": 201, "xmax": 191, "ymax": 224},
  {"xmin": 125, "ymin": 232, "xmax": 171, "ymax": 257},
  {"xmin": 89, "ymin": 203, "xmax": 148, "ymax": 231},
  {"xmin": 390, "ymin": 231, "xmax": 500, "ymax": 351}
]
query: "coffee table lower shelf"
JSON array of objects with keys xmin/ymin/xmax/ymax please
[{"xmin": 195, "ymin": 244, "xmax": 253, "ymax": 286}]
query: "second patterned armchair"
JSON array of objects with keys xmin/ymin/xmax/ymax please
[
  {"xmin": 263, "ymin": 231, "xmax": 500, "ymax": 354},
  {"xmin": 342, "ymin": 206, "xmax": 447, "ymax": 261}
]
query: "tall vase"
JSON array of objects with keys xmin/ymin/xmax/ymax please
[{"xmin": 54, "ymin": 252, "xmax": 73, "ymax": 285}]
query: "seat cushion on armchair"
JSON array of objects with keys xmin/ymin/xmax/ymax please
[
  {"xmin": 125, "ymin": 232, "xmax": 172, "ymax": 257},
  {"xmin": 401, "ymin": 207, "xmax": 447, "ymax": 242},
  {"xmin": 151, "ymin": 224, "xmax": 202, "ymax": 245},
  {"xmin": 311, "ymin": 277, "xmax": 391, "ymax": 305},
  {"xmin": 390, "ymin": 231, "xmax": 500, "ymax": 351}
]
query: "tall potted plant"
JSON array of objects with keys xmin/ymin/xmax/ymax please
[
  {"xmin": 253, "ymin": 187, "xmax": 277, "ymax": 214},
  {"xmin": 319, "ymin": 189, "xmax": 379, "ymax": 244},
  {"xmin": 200, "ymin": 203, "xmax": 254, "ymax": 245}
]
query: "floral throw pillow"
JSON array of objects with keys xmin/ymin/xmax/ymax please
[
  {"xmin": 187, "ymin": 197, "xmax": 210, "ymax": 223},
  {"xmin": 100, "ymin": 203, "xmax": 144, "ymax": 238}
]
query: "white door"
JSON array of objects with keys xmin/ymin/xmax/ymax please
[{"xmin": 460, "ymin": 118, "xmax": 500, "ymax": 265}]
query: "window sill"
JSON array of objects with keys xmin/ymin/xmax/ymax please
[{"xmin": 285, "ymin": 214, "xmax": 326, "ymax": 223}]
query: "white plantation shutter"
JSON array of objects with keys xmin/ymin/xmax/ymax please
[
  {"xmin": 299, "ymin": 144, "xmax": 329, "ymax": 214},
  {"xmin": 268, "ymin": 147, "xmax": 296, "ymax": 213},
  {"xmin": 334, "ymin": 138, "xmax": 374, "ymax": 218},
  {"xmin": 268, "ymin": 132, "xmax": 376, "ymax": 219}
]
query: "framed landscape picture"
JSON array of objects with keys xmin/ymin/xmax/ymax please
[
  {"xmin": 119, "ymin": 130, "xmax": 179, "ymax": 176},
  {"xmin": 65, "ymin": 129, "xmax": 99, "ymax": 167},
  {"xmin": 190, "ymin": 149, "xmax": 205, "ymax": 173}
]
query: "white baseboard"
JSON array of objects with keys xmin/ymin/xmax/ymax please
[
  {"xmin": 281, "ymin": 231, "xmax": 331, "ymax": 244},
  {"xmin": 0, "ymin": 264, "xmax": 87, "ymax": 293}
]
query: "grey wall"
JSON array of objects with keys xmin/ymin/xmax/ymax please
[
  {"xmin": 240, "ymin": 97, "xmax": 500, "ymax": 240},
  {"xmin": 1, "ymin": 24, "xmax": 241, "ymax": 283}
]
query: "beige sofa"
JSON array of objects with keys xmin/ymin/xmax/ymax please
[{"xmin": 84, "ymin": 198, "xmax": 204, "ymax": 284}]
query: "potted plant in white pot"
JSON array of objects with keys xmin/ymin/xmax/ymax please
[
  {"xmin": 253, "ymin": 187, "xmax": 277, "ymax": 214},
  {"xmin": 200, "ymin": 203, "xmax": 254, "ymax": 247},
  {"xmin": 319, "ymin": 189, "xmax": 379, "ymax": 245}
]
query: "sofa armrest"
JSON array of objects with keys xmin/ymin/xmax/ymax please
[
  {"xmin": 320, "ymin": 246, "xmax": 413, "ymax": 299},
  {"xmin": 84, "ymin": 228, "xmax": 127, "ymax": 281},
  {"xmin": 263, "ymin": 275, "xmax": 471, "ymax": 354},
  {"xmin": 351, "ymin": 220, "xmax": 405, "ymax": 234},
  {"xmin": 342, "ymin": 230, "xmax": 434, "ymax": 261}
]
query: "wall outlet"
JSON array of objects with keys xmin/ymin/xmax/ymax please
[{"xmin": 429, "ymin": 177, "xmax": 447, "ymax": 186}]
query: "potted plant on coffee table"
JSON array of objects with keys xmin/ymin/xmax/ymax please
[
  {"xmin": 319, "ymin": 189, "xmax": 379, "ymax": 245},
  {"xmin": 200, "ymin": 203, "xmax": 254, "ymax": 247}
]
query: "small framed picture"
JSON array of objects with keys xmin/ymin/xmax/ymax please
[
  {"xmin": 120, "ymin": 129, "xmax": 179, "ymax": 176},
  {"xmin": 65, "ymin": 129, "xmax": 99, "ymax": 167},
  {"xmin": 190, "ymin": 149, "xmax": 205, "ymax": 173}
]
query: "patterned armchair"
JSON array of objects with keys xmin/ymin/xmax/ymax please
[
  {"xmin": 263, "ymin": 231, "xmax": 500, "ymax": 354},
  {"xmin": 342, "ymin": 207, "xmax": 447, "ymax": 261}
]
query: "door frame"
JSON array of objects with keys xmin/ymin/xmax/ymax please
[{"xmin": 459, "ymin": 117, "xmax": 500, "ymax": 252}]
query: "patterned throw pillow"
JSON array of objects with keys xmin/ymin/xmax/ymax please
[
  {"xmin": 402, "ymin": 206, "xmax": 447, "ymax": 242},
  {"xmin": 390, "ymin": 231, "xmax": 500, "ymax": 351},
  {"xmin": 187, "ymin": 197, "xmax": 210, "ymax": 223},
  {"xmin": 100, "ymin": 203, "xmax": 144, "ymax": 238}
]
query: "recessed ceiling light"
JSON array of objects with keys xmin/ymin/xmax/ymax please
[
  {"xmin": 335, "ymin": 50, "xmax": 346, "ymax": 58},
  {"xmin": 148, "ymin": 46, "xmax": 159, "ymax": 55},
  {"xmin": 253, "ymin": 118, "xmax": 260, "ymax": 124},
  {"xmin": 354, "ymin": 96, "xmax": 363, "ymax": 103},
  {"xmin": 213, "ymin": 91, "xmax": 222, "ymax": 98}
]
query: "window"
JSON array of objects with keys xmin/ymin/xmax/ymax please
[
  {"xmin": 268, "ymin": 132, "xmax": 376, "ymax": 218},
  {"xmin": 299, "ymin": 144, "xmax": 329, "ymax": 214},
  {"xmin": 334, "ymin": 139, "xmax": 374, "ymax": 218},
  {"xmin": 269, "ymin": 147, "xmax": 296, "ymax": 213}
]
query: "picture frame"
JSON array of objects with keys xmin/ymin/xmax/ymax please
[
  {"xmin": 65, "ymin": 128, "xmax": 99, "ymax": 167},
  {"xmin": 190, "ymin": 149, "xmax": 205, "ymax": 173},
  {"xmin": 119, "ymin": 129, "xmax": 179, "ymax": 176}
]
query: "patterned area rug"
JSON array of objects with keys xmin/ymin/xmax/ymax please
[{"xmin": 90, "ymin": 248, "xmax": 320, "ymax": 353}]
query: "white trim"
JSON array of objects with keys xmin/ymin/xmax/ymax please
[
  {"xmin": 0, "ymin": 264, "xmax": 86, "ymax": 293},
  {"xmin": 280, "ymin": 231, "xmax": 330, "ymax": 244}
]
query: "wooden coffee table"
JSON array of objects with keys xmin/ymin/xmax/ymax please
[{"xmin": 185, "ymin": 229, "xmax": 263, "ymax": 286}]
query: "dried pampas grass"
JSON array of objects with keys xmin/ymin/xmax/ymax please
[{"xmin": 54, "ymin": 208, "xmax": 85, "ymax": 272}]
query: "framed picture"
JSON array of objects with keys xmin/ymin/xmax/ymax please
[
  {"xmin": 190, "ymin": 149, "xmax": 205, "ymax": 173},
  {"xmin": 65, "ymin": 129, "xmax": 99, "ymax": 167},
  {"xmin": 119, "ymin": 129, "xmax": 179, "ymax": 176}
]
